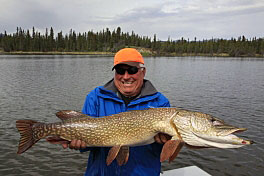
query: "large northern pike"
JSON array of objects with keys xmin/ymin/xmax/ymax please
[{"xmin": 16, "ymin": 108, "xmax": 253, "ymax": 165}]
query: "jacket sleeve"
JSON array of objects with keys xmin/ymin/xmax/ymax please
[
  {"xmin": 82, "ymin": 88, "xmax": 99, "ymax": 117},
  {"xmin": 80, "ymin": 88, "xmax": 99, "ymax": 152},
  {"xmin": 157, "ymin": 92, "xmax": 171, "ymax": 107}
]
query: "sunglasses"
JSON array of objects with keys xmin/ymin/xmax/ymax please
[{"xmin": 115, "ymin": 66, "xmax": 143, "ymax": 75}]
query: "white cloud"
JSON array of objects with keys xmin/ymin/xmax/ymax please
[{"xmin": 0, "ymin": 0, "xmax": 263, "ymax": 40}]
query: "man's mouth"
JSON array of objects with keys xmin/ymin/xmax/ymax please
[{"xmin": 122, "ymin": 81, "xmax": 133, "ymax": 85}]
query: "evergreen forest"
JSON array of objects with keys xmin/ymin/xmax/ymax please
[{"xmin": 0, "ymin": 27, "xmax": 263, "ymax": 57}]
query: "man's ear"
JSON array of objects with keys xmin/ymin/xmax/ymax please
[{"xmin": 142, "ymin": 68, "xmax": 146, "ymax": 76}]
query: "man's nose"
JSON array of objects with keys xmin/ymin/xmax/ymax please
[{"xmin": 123, "ymin": 71, "xmax": 130, "ymax": 79}]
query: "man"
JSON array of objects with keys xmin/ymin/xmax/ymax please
[{"xmin": 63, "ymin": 48, "xmax": 171, "ymax": 176}]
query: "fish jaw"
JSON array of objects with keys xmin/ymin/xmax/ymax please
[{"xmin": 191, "ymin": 129, "xmax": 253, "ymax": 148}]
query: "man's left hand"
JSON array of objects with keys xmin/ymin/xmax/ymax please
[{"xmin": 154, "ymin": 133, "xmax": 171, "ymax": 144}]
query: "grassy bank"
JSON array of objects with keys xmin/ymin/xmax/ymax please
[
  {"xmin": 158, "ymin": 52, "xmax": 264, "ymax": 57},
  {"xmin": 0, "ymin": 49, "xmax": 263, "ymax": 58},
  {"xmin": 0, "ymin": 50, "xmax": 114, "ymax": 56}
]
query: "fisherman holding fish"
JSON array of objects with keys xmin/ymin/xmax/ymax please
[
  {"xmin": 16, "ymin": 48, "xmax": 253, "ymax": 175},
  {"xmin": 63, "ymin": 48, "xmax": 171, "ymax": 176}
]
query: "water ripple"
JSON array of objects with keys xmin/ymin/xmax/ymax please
[{"xmin": 1, "ymin": 56, "xmax": 264, "ymax": 176}]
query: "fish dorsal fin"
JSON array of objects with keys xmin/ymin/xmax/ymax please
[{"xmin": 56, "ymin": 110, "xmax": 86, "ymax": 121}]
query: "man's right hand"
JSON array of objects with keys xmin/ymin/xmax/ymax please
[{"xmin": 62, "ymin": 139, "xmax": 87, "ymax": 150}]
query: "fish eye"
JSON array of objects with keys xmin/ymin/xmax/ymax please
[{"xmin": 211, "ymin": 118, "xmax": 224, "ymax": 126}]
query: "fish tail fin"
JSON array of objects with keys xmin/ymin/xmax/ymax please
[{"xmin": 16, "ymin": 120, "xmax": 42, "ymax": 154}]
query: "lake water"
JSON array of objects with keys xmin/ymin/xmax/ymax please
[{"xmin": 0, "ymin": 55, "xmax": 263, "ymax": 176}]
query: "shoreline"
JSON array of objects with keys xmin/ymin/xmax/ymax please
[
  {"xmin": 0, "ymin": 51, "xmax": 114, "ymax": 56},
  {"xmin": 0, "ymin": 51, "xmax": 263, "ymax": 58}
]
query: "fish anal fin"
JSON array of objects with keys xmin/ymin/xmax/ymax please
[
  {"xmin": 116, "ymin": 146, "xmax": 129, "ymax": 166},
  {"xmin": 46, "ymin": 136, "xmax": 70, "ymax": 144},
  {"xmin": 106, "ymin": 146, "xmax": 121, "ymax": 166},
  {"xmin": 56, "ymin": 110, "xmax": 86, "ymax": 121},
  {"xmin": 160, "ymin": 139, "xmax": 184, "ymax": 162}
]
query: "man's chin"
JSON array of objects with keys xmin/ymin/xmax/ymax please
[{"xmin": 122, "ymin": 89, "xmax": 137, "ymax": 96}]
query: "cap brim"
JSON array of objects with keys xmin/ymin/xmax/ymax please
[{"xmin": 112, "ymin": 62, "xmax": 144, "ymax": 70}]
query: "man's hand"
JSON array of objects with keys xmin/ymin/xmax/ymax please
[
  {"xmin": 154, "ymin": 133, "xmax": 171, "ymax": 144},
  {"xmin": 62, "ymin": 139, "xmax": 87, "ymax": 150}
]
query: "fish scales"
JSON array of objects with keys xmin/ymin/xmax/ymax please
[{"xmin": 49, "ymin": 108, "xmax": 177, "ymax": 146}]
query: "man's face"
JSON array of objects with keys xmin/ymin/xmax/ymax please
[{"xmin": 114, "ymin": 64, "xmax": 146, "ymax": 97}]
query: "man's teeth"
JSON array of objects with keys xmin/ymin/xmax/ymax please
[{"xmin": 123, "ymin": 81, "xmax": 133, "ymax": 84}]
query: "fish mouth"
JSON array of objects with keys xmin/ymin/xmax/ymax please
[
  {"xmin": 226, "ymin": 128, "xmax": 254, "ymax": 145},
  {"xmin": 216, "ymin": 126, "xmax": 247, "ymax": 136},
  {"xmin": 192, "ymin": 127, "xmax": 253, "ymax": 148}
]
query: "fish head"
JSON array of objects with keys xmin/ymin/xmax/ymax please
[{"xmin": 181, "ymin": 112, "xmax": 253, "ymax": 148}]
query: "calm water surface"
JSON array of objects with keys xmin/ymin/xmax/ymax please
[{"xmin": 0, "ymin": 55, "xmax": 263, "ymax": 176}]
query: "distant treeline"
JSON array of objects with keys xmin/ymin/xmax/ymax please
[{"xmin": 0, "ymin": 27, "xmax": 264, "ymax": 57}]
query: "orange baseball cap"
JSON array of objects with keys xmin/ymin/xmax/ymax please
[{"xmin": 113, "ymin": 48, "xmax": 144, "ymax": 68}]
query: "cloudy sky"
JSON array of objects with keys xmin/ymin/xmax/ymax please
[{"xmin": 1, "ymin": 0, "xmax": 263, "ymax": 40}]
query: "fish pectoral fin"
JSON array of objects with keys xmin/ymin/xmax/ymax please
[
  {"xmin": 55, "ymin": 110, "xmax": 87, "ymax": 121},
  {"xmin": 116, "ymin": 146, "xmax": 129, "ymax": 166},
  {"xmin": 160, "ymin": 139, "xmax": 184, "ymax": 163},
  {"xmin": 168, "ymin": 140, "xmax": 184, "ymax": 163},
  {"xmin": 106, "ymin": 145, "xmax": 121, "ymax": 166},
  {"xmin": 46, "ymin": 136, "xmax": 70, "ymax": 144}
]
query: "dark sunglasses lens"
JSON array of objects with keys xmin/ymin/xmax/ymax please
[
  {"xmin": 115, "ymin": 67, "xmax": 126, "ymax": 75},
  {"xmin": 127, "ymin": 67, "xmax": 138, "ymax": 74},
  {"xmin": 115, "ymin": 66, "xmax": 139, "ymax": 75}
]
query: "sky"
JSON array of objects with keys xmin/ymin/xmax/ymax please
[{"xmin": 0, "ymin": 0, "xmax": 264, "ymax": 41}]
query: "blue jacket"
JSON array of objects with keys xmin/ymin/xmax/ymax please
[{"xmin": 82, "ymin": 79, "xmax": 170, "ymax": 176}]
